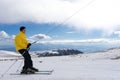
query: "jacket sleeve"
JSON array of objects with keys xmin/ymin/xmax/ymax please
[{"xmin": 24, "ymin": 36, "xmax": 29, "ymax": 46}]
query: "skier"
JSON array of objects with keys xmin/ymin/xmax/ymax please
[{"xmin": 14, "ymin": 26, "xmax": 39, "ymax": 74}]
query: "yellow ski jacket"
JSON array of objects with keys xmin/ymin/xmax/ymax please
[{"xmin": 14, "ymin": 31, "xmax": 29, "ymax": 51}]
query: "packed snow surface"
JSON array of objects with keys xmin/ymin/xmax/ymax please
[{"xmin": 0, "ymin": 48, "xmax": 120, "ymax": 80}]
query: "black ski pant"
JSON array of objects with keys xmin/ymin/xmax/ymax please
[{"xmin": 18, "ymin": 49, "xmax": 33, "ymax": 70}]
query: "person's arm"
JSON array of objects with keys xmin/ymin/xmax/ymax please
[{"xmin": 24, "ymin": 35, "xmax": 31, "ymax": 48}]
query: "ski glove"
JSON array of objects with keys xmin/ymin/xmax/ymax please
[{"xmin": 27, "ymin": 43, "xmax": 31, "ymax": 48}]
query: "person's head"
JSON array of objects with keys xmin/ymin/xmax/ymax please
[{"xmin": 20, "ymin": 26, "xmax": 26, "ymax": 33}]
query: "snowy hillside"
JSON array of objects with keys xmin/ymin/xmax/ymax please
[
  {"xmin": 0, "ymin": 50, "xmax": 20, "ymax": 57},
  {"xmin": 78, "ymin": 47, "xmax": 120, "ymax": 60},
  {"xmin": 0, "ymin": 48, "xmax": 120, "ymax": 80},
  {"xmin": 0, "ymin": 50, "xmax": 37, "ymax": 61}
]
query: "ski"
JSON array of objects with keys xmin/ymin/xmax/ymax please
[
  {"xmin": 10, "ymin": 70, "xmax": 54, "ymax": 75},
  {"xmin": 10, "ymin": 72, "xmax": 51, "ymax": 75},
  {"xmin": 38, "ymin": 69, "xmax": 54, "ymax": 72}
]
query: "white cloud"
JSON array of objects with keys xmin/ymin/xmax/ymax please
[
  {"xmin": 0, "ymin": 0, "xmax": 120, "ymax": 36},
  {"xmin": 0, "ymin": 31, "xmax": 15, "ymax": 40},
  {"xmin": 66, "ymin": 31, "xmax": 76, "ymax": 34},
  {"xmin": 29, "ymin": 33, "xmax": 51, "ymax": 42},
  {"xmin": 0, "ymin": 31, "xmax": 10, "ymax": 39},
  {"xmin": 113, "ymin": 31, "xmax": 120, "ymax": 37},
  {"xmin": 37, "ymin": 38, "xmax": 120, "ymax": 45},
  {"xmin": 0, "ymin": 31, "xmax": 14, "ymax": 45}
]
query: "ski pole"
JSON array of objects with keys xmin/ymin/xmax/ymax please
[
  {"xmin": 0, "ymin": 60, "xmax": 18, "ymax": 79},
  {"xmin": 31, "ymin": 40, "xmax": 38, "ymax": 44},
  {"xmin": 16, "ymin": 60, "xmax": 23, "ymax": 73}
]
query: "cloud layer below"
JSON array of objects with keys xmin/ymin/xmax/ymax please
[{"xmin": 1, "ymin": 30, "xmax": 120, "ymax": 45}]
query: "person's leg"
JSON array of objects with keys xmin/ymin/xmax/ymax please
[
  {"xmin": 25, "ymin": 50, "xmax": 33, "ymax": 68},
  {"xmin": 25, "ymin": 50, "xmax": 39, "ymax": 72},
  {"xmin": 18, "ymin": 49, "xmax": 35, "ymax": 74},
  {"xmin": 19, "ymin": 49, "xmax": 33, "ymax": 69},
  {"xmin": 18, "ymin": 49, "xmax": 27, "ymax": 70}
]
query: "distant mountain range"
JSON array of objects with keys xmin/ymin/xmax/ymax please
[{"xmin": 32, "ymin": 49, "xmax": 83, "ymax": 57}]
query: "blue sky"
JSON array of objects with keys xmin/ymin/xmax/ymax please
[
  {"xmin": 0, "ymin": 0, "xmax": 120, "ymax": 47},
  {"xmin": 0, "ymin": 22, "xmax": 104, "ymax": 40}
]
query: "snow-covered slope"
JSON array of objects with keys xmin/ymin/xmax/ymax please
[
  {"xmin": 0, "ymin": 50, "xmax": 20, "ymax": 57},
  {"xmin": 78, "ymin": 47, "xmax": 120, "ymax": 60},
  {"xmin": 0, "ymin": 50, "xmax": 37, "ymax": 61},
  {"xmin": 0, "ymin": 50, "xmax": 22, "ymax": 61},
  {"xmin": 0, "ymin": 48, "xmax": 120, "ymax": 80}
]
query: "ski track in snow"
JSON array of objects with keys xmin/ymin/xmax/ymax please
[{"xmin": 0, "ymin": 48, "xmax": 120, "ymax": 80}]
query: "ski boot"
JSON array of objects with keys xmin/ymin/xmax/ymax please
[
  {"xmin": 30, "ymin": 67, "xmax": 39, "ymax": 72},
  {"xmin": 21, "ymin": 68, "xmax": 35, "ymax": 74}
]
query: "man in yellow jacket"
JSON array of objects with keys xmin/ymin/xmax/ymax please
[{"xmin": 14, "ymin": 26, "xmax": 38, "ymax": 74}]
